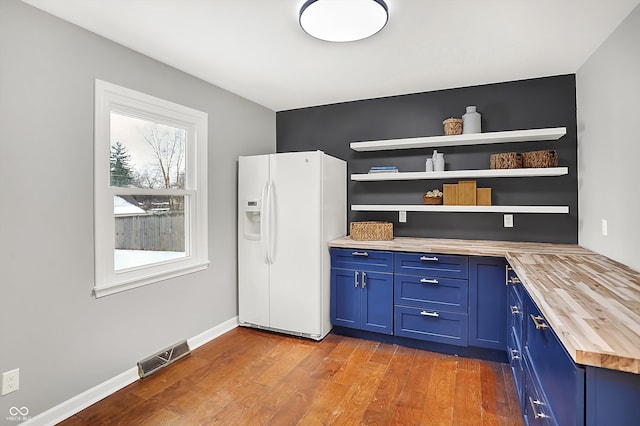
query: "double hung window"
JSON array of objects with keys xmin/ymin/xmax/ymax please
[{"xmin": 94, "ymin": 80, "xmax": 208, "ymax": 297}]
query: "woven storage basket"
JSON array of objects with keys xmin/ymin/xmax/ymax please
[
  {"xmin": 490, "ymin": 152, "xmax": 522, "ymax": 169},
  {"xmin": 443, "ymin": 118, "xmax": 463, "ymax": 136},
  {"xmin": 423, "ymin": 195, "xmax": 443, "ymax": 205},
  {"xmin": 522, "ymin": 150, "xmax": 558, "ymax": 168},
  {"xmin": 350, "ymin": 221, "xmax": 393, "ymax": 241}
]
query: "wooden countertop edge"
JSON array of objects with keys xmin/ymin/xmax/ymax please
[{"xmin": 328, "ymin": 236, "xmax": 640, "ymax": 374}]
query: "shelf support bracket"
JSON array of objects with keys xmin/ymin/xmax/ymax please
[{"xmin": 399, "ymin": 210, "xmax": 407, "ymax": 223}]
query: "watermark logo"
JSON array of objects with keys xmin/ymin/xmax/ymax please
[{"xmin": 7, "ymin": 406, "xmax": 31, "ymax": 422}]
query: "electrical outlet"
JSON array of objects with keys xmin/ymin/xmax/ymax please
[
  {"xmin": 504, "ymin": 214, "xmax": 514, "ymax": 228},
  {"xmin": 2, "ymin": 368, "xmax": 19, "ymax": 395},
  {"xmin": 602, "ymin": 219, "xmax": 608, "ymax": 236}
]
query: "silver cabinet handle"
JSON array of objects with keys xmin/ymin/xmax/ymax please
[
  {"xmin": 530, "ymin": 314, "xmax": 549, "ymax": 330},
  {"xmin": 510, "ymin": 305, "xmax": 520, "ymax": 314},
  {"xmin": 510, "ymin": 349, "xmax": 520, "ymax": 360},
  {"xmin": 354, "ymin": 271, "xmax": 359, "ymax": 287},
  {"xmin": 505, "ymin": 264, "xmax": 509, "ymax": 286},
  {"xmin": 420, "ymin": 311, "xmax": 439, "ymax": 317},
  {"xmin": 352, "ymin": 251, "xmax": 368, "ymax": 257},
  {"xmin": 361, "ymin": 271, "xmax": 366, "ymax": 288},
  {"xmin": 509, "ymin": 276, "xmax": 521, "ymax": 284},
  {"xmin": 528, "ymin": 397, "xmax": 549, "ymax": 419},
  {"xmin": 420, "ymin": 256, "xmax": 438, "ymax": 262},
  {"xmin": 420, "ymin": 278, "xmax": 439, "ymax": 284}
]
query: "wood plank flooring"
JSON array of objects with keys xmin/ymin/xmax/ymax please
[{"xmin": 59, "ymin": 327, "xmax": 523, "ymax": 425}]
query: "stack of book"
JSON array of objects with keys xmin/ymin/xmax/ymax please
[{"xmin": 368, "ymin": 166, "xmax": 398, "ymax": 174}]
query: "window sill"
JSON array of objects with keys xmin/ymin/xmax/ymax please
[{"xmin": 93, "ymin": 260, "xmax": 210, "ymax": 298}]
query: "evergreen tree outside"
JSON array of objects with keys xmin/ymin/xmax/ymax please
[{"xmin": 110, "ymin": 142, "xmax": 134, "ymax": 187}]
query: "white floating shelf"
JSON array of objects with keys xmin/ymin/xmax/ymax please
[
  {"xmin": 352, "ymin": 205, "xmax": 569, "ymax": 214},
  {"xmin": 350, "ymin": 127, "xmax": 567, "ymax": 152},
  {"xmin": 352, "ymin": 167, "xmax": 569, "ymax": 181}
]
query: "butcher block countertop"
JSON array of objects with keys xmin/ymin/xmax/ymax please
[{"xmin": 328, "ymin": 236, "xmax": 640, "ymax": 374}]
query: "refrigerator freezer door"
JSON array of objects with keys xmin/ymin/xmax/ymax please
[
  {"xmin": 238, "ymin": 154, "xmax": 270, "ymax": 328},
  {"xmin": 268, "ymin": 152, "xmax": 323, "ymax": 336}
]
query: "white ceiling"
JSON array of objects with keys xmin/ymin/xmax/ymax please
[{"xmin": 21, "ymin": 0, "xmax": 640, "ymax": 111}]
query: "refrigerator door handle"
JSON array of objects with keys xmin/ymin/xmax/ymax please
[
  {"xmin": 260, "ymin": 181, "xmax": 269, "ymax": 264},
  {"xmin": 267, "ymin": 179, "xmax": 276, "ymax": 264}
]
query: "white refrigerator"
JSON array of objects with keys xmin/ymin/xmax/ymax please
[{"xmin": 238, "ymin": 151, "xmax": 346, "ymax": 340}]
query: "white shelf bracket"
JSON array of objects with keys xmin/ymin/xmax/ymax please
[{"xmin": 399, "ymin": 210, "xmax": 407, "ymax": 223}]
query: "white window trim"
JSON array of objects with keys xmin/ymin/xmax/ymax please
[{"xmin": 94, "ymin": 79, "xmax": 209, "ymax": 297}]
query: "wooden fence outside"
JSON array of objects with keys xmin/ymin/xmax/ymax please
[{"xmin": 115, "ymin": 213, "xmax": 184, "ymax": 251}]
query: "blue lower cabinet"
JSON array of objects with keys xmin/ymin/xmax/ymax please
[
  {"xmin": 394, "ymin": 305, "xmax": 468, "ymax": 346},
  {"xmin": 469, "ymin": 257, "xmax": 507, "ymax": 350},
  {"xmin": 330, "ymin": 264, "xmax": 393, "ymax": 335},
  {"xmin": 586, "ymin": 367, "xmax": 640, "ymax": 426}
]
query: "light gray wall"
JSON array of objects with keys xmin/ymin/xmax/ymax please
[
  {"xmin": 576, "ymin": 3, "xmax": 640, "ymax": 272},
  {"xmin": 0, "ymin": 0, "xmax": 275, "ymax": 421}
]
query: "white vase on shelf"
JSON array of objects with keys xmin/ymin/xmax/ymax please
[
  {"xmin": 435, "ymin": 153, "xmax": 445, "ymax": 171},
  {"xmin": 462, "ymin": 106, "xmax": 481, "ymax": 134},
  {"xmin": 425, "ymin": 158, "xmax": 434, "ymax": 172}
]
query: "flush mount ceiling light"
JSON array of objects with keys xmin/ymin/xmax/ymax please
[{"xmin": 299, "ymin": 0, "xmax": 389, "ymax": 43}]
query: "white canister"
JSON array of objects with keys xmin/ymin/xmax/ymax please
[
  {"xmin": 462, "ymin": 106, "xmax": 481, "ymax": 134},
  {"xmin": 425, "ymin": 158, "xmax": 434, "ymax": 172},
  {"xmin": 435, "ymin": 153, "xmax": 445, "ymax": 171}
]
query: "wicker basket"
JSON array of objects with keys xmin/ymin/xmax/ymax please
[
  {"xmin": 522, "ymin": 150, "xmax": 558, "ymax": 168},
  {"xmin": 350, "ymin": 221, "xmax": 393, "ymax": 241},
  {"xmin": 490, "ymin": 152, "xmax": 522, "ymax": 169},
  {"xmin": 443, "ymin": 118, "xmax": 463, "ymax": 136},
  {"xmin": 423, "ymin": 195, "xmax": 443, "ymax": 205}
]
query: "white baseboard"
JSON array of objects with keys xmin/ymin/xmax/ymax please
[
  {"xmin": 187, "ymin": 316, "xmax": 238, "ymax": 350},
  {"xmin": 23, "ymin": 317, "xmax": 238, "ymax": 426}
]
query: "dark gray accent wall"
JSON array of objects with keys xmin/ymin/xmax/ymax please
[{"xmin": 277, "ymin": 75, "xmax": 577, "ymax": 243}]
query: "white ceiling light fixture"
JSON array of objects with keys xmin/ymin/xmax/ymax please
[{"xmin": 299, "ymin": 0, "xmax": 389, "ymax": 43}]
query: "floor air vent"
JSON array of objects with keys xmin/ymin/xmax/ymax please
[{"xmin": 137, "ymin": 340, "xmax": 191, "ymax": 378}]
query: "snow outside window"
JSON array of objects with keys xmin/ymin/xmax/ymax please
[{"xmin": 94, "ymin": 80, "xmax": 209, "ymax": 297}]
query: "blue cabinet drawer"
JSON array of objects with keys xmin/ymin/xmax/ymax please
[
  {"xmin": 524, "ymin": 290, "xmax": 584, "ymax": 426},
  {"xmin": 508, "ymin": 327, "xmax": 525, "ymax": 410},
  {"xmin": 508, "ymin": 284, "xmax": 523, "ymax": 348},
  {"xmin": 394, "ymin": 305, "xmax": 468, "ymax": 346},
  {"xmin": 394, "ymin": 274, "xmax": 468, "ymax": 314},
  {"xmin": 394, "ymin": 252, "xmax": 468, "ymax": 279},
  {"xmin": 523, "ymin": 356, "xmax": 556, "ymax": 426},
  {"xmin": 507, "ymin": 264, "xmax": 522, "ymax": 297},
  {"xmin": 330, "ymin": 248, "xmax": 393, "ymax": 272}
]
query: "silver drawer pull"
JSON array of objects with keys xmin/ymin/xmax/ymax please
[
  {"xmin": 530, "ymin": 314, "xmax": 549, "ymax": 330},
  {"xmin": 510, "ymin": 305, "xmax": 520, "ymax": 314},
  {"xmin": 352, "ymin": 251, "xmax": 368, "ymax": 257},
  {"xmin": 510, "ymin": 349, "xmax": 520, "ymax": 360},
  {"xmin": 509, "ymin": 277, "xmax": 521, "ymax": 284},
  {"xmin": 529, "ymin": 397, "xmax": 549, "ymax": 419},
  {"xmin": 420, "ymin": 256, "xmax": 439, "ymax": 262},
  {"xmin": 420, "ymin": 311, "xmax": 439, "ymax": 317},
  {"xmin": 420, "ymin": 278, "xmax": 439, "ymax": 284}
]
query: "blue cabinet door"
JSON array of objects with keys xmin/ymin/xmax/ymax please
[
  {"xmin": 469, "ymin": 257, "xmax": 507, "ymax": 350},
  {"xmin": 361, "ymin": 271, "xmax": 393, "ymax": 335},
  {"xmin": 330, "ymin": 268, "xmax": 360, "ymax": 329},
  {"xmin": 586, "ymin": 366, "xmax": 640, "ymax": 426}
]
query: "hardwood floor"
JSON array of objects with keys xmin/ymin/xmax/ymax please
[{"xmin": 59, "ymin": 327, "xmax": 523, "ymax": 425}]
